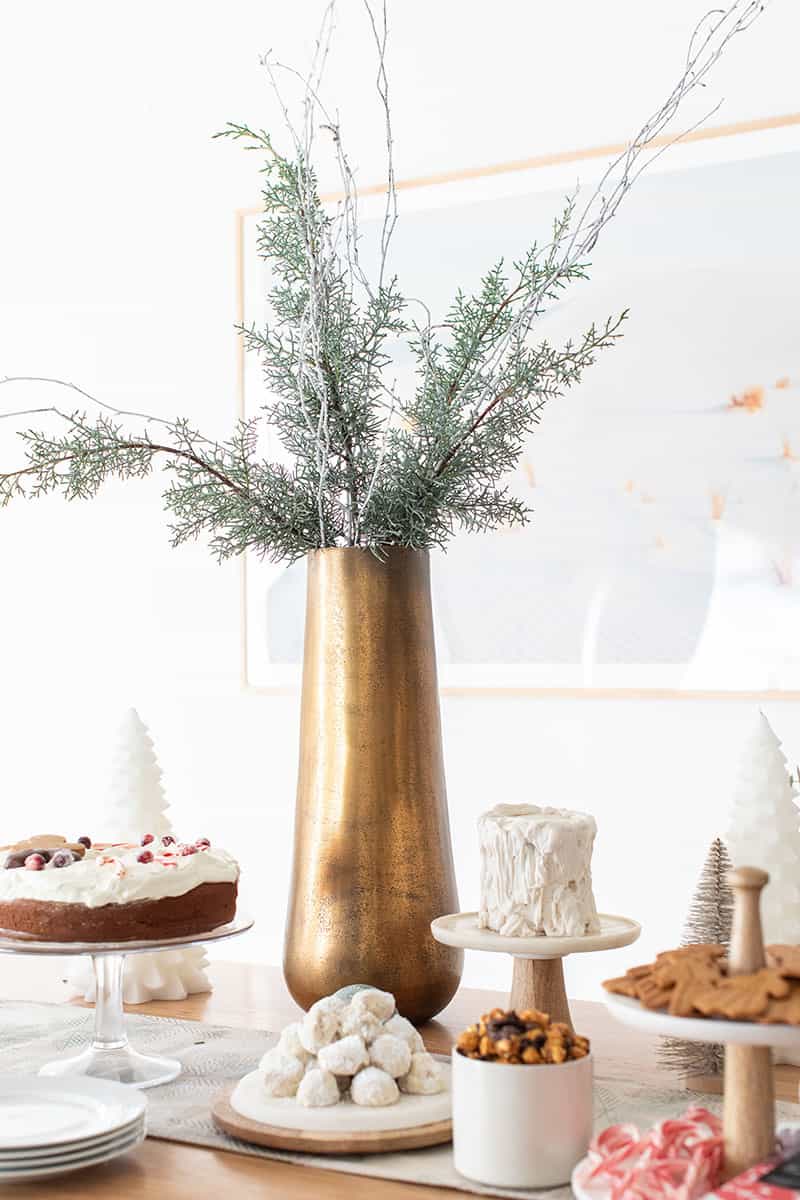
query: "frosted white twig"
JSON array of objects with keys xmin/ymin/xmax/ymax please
[
  {"xmin": 362, "ymin": 0, "xmax": 398, "ymax": 293},
  {"xmin": 353, "ymin": 0, "xmax": 399, "ymax": 540},
  {"xmin": 261, "ymin": 0, "xmax": 400, "ymax": 546},
  {"xmin": 433, "ymin": 0, "xmax": 769, "ymax": 475},
  {"xmin": 260, "ymin": 7, "xmax": 341, "ymax": 545},
  {"xmin": 0, "ymin": 376, "xmax": 200, "ymax": 437}
]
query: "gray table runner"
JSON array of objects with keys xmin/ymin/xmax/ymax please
[{"xmin": 1, "ymin": 1000, "xmax": 798, "ymax": 1199}]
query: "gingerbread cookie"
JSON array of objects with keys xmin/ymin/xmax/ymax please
[
  {"xmin": 640, "ymin": 953, "xmax": 724, "ymax": 1017},
  {"xmin": 655, "ymin": 944, "xmax": 725, "ymax": 964},
  {"xmin": 766, "ymin": 945, "xmax": 800, "ymax": 979},
  {"xmin": 693, "ymin": 968, "xmax": 790, "ymax": 1020},
  {"xmin": 602, "ymin": 964, "xmax": 654, "ymax": 999},
  {"xmin": 1, "ymin": 835, "xmax": 93, "ymax": 871},
  {"xmin": 603, "ymin": 974, "xmax": 645, "ymax": 999},
  {"xmin": 635, "ymin": 973, "xmax": 675, "ymax": 1012},
  {"xmin": 0, "ymin": 835, "xmax": 69, "ymax": 852},
  {"xmin": 759, "ymin": 983, "xmax": 800, "ymax": 1025}
]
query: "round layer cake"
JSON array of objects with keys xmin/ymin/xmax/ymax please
[{"xmin": 0, "ymin": 835, "xmax": 239, "ymax": 942}]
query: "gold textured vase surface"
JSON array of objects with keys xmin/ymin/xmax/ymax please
[{"xmin": 283, "ymin": 546, "xmax": 463, "ymax": 1023}]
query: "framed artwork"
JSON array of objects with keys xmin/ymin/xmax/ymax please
[{"xmin": 237, "ymin": 113, "xmax": 800, "ymax": 695}]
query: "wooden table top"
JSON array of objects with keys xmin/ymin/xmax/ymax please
[{"xmin": 0, "ymin": 957, "xmax": 754, "ymax": 1199}]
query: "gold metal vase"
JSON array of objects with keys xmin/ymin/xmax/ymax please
[{"xmin": 283, "ymin": 546, "xmax": 463, "ymax": 1023}]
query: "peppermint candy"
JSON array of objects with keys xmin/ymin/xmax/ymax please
[{"xmin": 577, "ymin": 1106, "xmax": 723, "ymax": 1200}]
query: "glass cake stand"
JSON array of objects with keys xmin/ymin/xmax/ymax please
[{"xmin": 0, "ymin": 912, "xmax": 253, "ymax": 1089}]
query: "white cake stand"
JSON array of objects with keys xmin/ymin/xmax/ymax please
[
  {"xmin": 604, "ymin": 868, "xmax": 797, "ymax": 1182},
  {"xmin": 0, "ymin": 912, "xmax": 253, "ymax": 1089},
  {"xmin": 431, "ymin": 912, "xmax": 640, "ymax": 1028}
]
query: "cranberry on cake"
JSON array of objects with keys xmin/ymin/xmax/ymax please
[{"xmin": 0, "ymin": 834, "xmax": 239, "ymax": 942}]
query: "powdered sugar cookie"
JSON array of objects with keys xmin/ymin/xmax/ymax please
[
  {"xmin": 317, "ymin": 1034, "xmax": 369, "ymax": 1076},
  {"xmin": 299, "ymin": 996, "xmax": 343, "ymax": 1053},
  {"xmin": 274, "ymin": 1021, "xmax": 311, "ymax": 1064},
  {"xmin": 370, "ymin": 1033, "xmax": 411, "ymax": 1078},
  {"xmin": 340, "ymin": 1005, "xmax": 384, "ymax": 1044},
  {"xmin": 262, "ymin": 1052, "xmax": 305, "ymax": 1098},
  {"xmin": 297, "ymin": 1067, "xmax": 340, "ymax": 1107},
  {"xmin": 399, "ymin": 1051, "xmax": 444, "ymax": 1095},
  {"xmin": 350, "ymin": 988, "xmax": 395, "ymax": 1023},
  {"xmin": 383, "ymin": 1013, "xmax": 425, "ymax": 1052},
  {"xmin": 350, "ymin": 1066, "xmax": 399, "ymax": 1107}
]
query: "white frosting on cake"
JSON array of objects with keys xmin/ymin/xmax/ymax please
[
  {"xmin": 0, "ymin": 844, "xmax": 238, "ymax": 908},
  {"xmin": 478, "ymin": 804, "xmax": 599, "ymax": 937}
]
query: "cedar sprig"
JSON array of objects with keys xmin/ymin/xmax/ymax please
[{"xmin": 0, "ymin": 1, "xmax": 767, "ymax": 561}]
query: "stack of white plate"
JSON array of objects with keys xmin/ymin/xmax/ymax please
[{"xmin": 0, "ymin": 1077, "xmax": 146, "ymax": 1182}]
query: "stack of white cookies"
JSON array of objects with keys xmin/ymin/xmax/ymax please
[{"xmin": 260, "ymin": 987, "xmax": 445, "ymax": 1107}]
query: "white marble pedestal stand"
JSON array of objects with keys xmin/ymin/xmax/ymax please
[{"xmin": 431, "ymin": 912, "xmax": 641, "ymax": 1028}]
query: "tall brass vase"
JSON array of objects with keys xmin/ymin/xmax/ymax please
[{"xmin": 283, "ymin": 547, "xmax": 463, "ymax": 1023}]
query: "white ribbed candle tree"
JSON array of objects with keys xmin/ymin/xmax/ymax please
[
  {"xmin": 726, "ymin": 711, "xmax": 800, "ymax": 945},
  {"xmin": 726, "ymin": 712, "xmax": 800, "ymax": 1068},
  {"xmin": 103, "ymin": 707, "xmax": 170, "ymax": 841},
  {"xmin": 70, "ymin": 708, "xmax": 210, "ymax": 1004}
]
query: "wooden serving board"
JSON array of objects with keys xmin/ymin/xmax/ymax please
[{"xmin": 212, "ymin": 1085, "xmax": 452, "ymax": 1155}]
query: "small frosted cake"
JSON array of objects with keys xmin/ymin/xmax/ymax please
[
  {"xmin": 478, "ymin": 805, "xmax": 599, "ymax": 937},
  {"xmin": 0, "ymin": 833, "xmax": 239, "ymax": 942}
]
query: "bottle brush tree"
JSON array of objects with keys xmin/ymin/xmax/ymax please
[{"xmin": 658, "ymin": 838, "xmax": 734, "ymax": 1079}]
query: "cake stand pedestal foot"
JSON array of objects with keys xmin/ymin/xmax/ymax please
[
  {"xmin": 510, "ymin": 957, "xmax": 572, "ymax": 1028},
  {"xmin": 38, "ymin": 953, "xmax": 181, "ymax": 1090}
]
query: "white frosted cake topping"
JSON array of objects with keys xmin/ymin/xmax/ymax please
[
  {"xmin": 478, "ymin": 804, "xmax": 599, "ymax": 937},
  {"xmin": 0, "ymin": 842, "xmax": 238, "ymax": 908}
]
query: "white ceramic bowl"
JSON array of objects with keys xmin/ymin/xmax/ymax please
[{"xmin": 451, "ymin": 1048, "xmax": 593, "ymax": 1188}]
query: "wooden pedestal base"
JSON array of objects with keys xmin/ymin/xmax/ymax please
[
  {"xmin": 722, "ymin": 1044, "xmax": 775, "ymax": 1182},
  {"xmin": 686, "ymin": 1061, "xmax": 800, "ymax": 1103},
  {"xmin": 510, "ymin": 957, "xmax": 572, "ymax": 1028}
]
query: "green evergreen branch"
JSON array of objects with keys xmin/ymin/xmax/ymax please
[{"xmin": 0, "ymin": 1, "xmax": 766, "ymax": 561}]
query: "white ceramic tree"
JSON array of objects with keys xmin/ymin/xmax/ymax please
[
  {"xmin": 726, "ymin": 711, "xmax": 800, "ymax": 1066},
  {"xmin": 69, "ymin": 708, "xmax": 211, "ymax": 1004},
  {"xmin": 102, "ymin": 707, "xmax": 170, "ymax": 841},
  {"xmin": 726, "ymin": 711, "xmax": 800, "ymax": 946}
]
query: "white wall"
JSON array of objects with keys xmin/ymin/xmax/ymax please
[{"xmin": 1, "ymin": 0, "xmax": 799, "ymax": 1001}]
